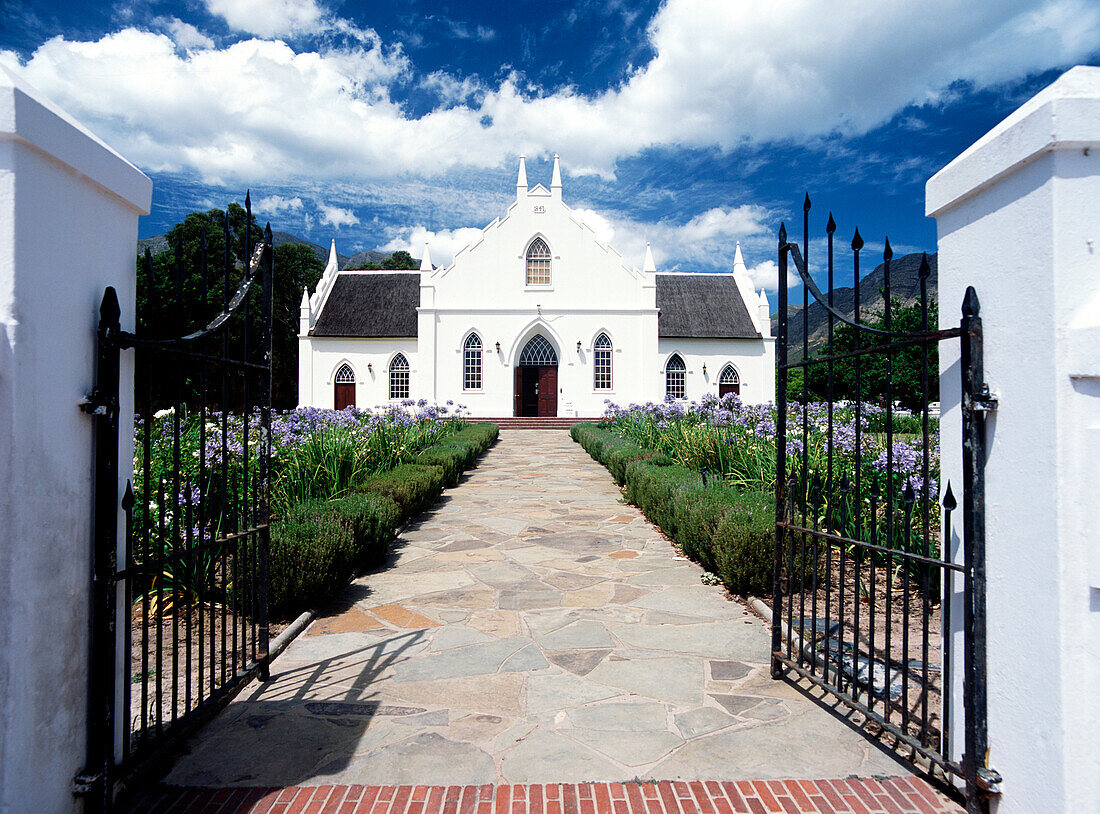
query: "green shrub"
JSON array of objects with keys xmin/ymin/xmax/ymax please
[
  {"xmin": 712, "ymin": 490, "xmax": 775, "ymax": 596},
  {"xmin": 362, "ymin": 463, "xmax": 447, "ymax": 524},
  {"xmin": 571, "ymin": 423, "xmax": 669, "ymax": 485},
  {"xmin": 268, "ymin": 424, "xmax": 497, "ymax": 619},
  {"xmin": 269, "ymin": 499, "xmax": 357, "ymax": 618},
  {"xmin": 330, "ymin": 491, "xmax": 400, "ymax": 567}
]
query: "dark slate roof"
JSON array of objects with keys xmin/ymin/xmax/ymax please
[
  {"xmin": 656, "ymin": 274, "xmax": 760, "ymax": 339},
  {"xmin": 311, "ymin": 273, "xmax": 419, "ymax": 337}
]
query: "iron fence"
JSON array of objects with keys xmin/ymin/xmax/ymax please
[
  {"xmin": 81, "ymin": 196, "xmax": 273, "ymax": 812},
  {"xmin": 772, "ymin": 196, "xmax": 999, "ymax": 814}
]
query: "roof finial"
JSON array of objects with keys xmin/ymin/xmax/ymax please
[
  {"xmin": 300, "ymin": 287, "xmax": 310, "ymax": 309},
  {"xmin": 517, "ymin": 154, "xmax": 528, "ymax": 189},
  {"xmin": 732, "ymin": 241, "xmax": 747, "ymax": 274},
  {"xmin": 328, "ymin": 238, "xmax": 338, "ymax": 268},
  {"xmin": 420, "ymin": 242, "xmax": 433, "ymax": 272},
  {"xmin": 643, "ymin": 242, "xmax": 656, "ymax": 273},
  {"xmin": 550, "ymin": 153, "xmax": 562, "ymax": 199}
]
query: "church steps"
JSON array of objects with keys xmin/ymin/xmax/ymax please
[{"xmin": 466, "ymin": 417, "xmax": 596, "ymax": 430}]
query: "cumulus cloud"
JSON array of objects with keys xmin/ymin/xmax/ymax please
[
  {"xmin": 320, "ymin": 205, "xmax": 358, "ymax": 228},
  {"xmin": 2, "ymin": 0, "xmax": 1096, "ymax": 184},
  {"xmin": 256, "ymin": 194, "xmax": 303, "ymax": 213},
  {"xmin": 745, "ymin": 260, "xmax": 799, "ymax": 293},
  {"xmin": 382, "ymin": 225, "xmax": 489, "ymax": 268},
  {"xmin": 204, "ymin": 0, "xmax": 325, "ymax": 38},
  {"xmin": 158, "ymin": 18, "xmax": 214, "ymax": 50}
]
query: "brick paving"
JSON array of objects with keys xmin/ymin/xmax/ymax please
[{"xmin": 126, "ymin": 778, "xmax": 962, "ymax": 814}]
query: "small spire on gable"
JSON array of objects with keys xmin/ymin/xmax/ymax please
[
  {"xmin": 420, "ymin": 242, "xmax": 433, "ymax": 272},
  {"xmin": 758, "ymin": 288, "xmax": 769, "ymax": 308},
  {"xmin": 732, "ymin": 241, "xmax": 747, "ymax": 275},
  {"xmin": 550, "ymin": 153, "xmax": 562, "ymax": 201},
  {"xmin": 300, "ymin": 287, "xmax": 310, "ymax": 309},
  {"xmin": 517, "ymin": 154, "xmax": 528, "ymax": 202},
  {"xmin": 327, "ymin": 238, "xmax": 338, "ymax": 270},
  {"xmin": 643, "ymin": 242, "xmax": 657, "ymax": 273}
]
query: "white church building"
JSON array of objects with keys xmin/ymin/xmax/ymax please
[{"xmin": 298, "ymin": 156, "xmax": 775, "ymax": 417}]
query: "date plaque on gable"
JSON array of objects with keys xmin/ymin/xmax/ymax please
[{"xmin": 533, "ymin": 205, "xmax": 545, "ymax": 214}]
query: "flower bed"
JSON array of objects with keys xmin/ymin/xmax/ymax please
[
  {"xmin": 131, "ymin": 402, "xmax": 497, "ymax": 618},
  {"xmin": 577, "ymin": 394, "xmax": 941, "ymax": 597}
]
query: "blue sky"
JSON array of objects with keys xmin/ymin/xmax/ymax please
[{"xmin": 3, "ymin": 0, "xmax": 1099, "ymax": 289}]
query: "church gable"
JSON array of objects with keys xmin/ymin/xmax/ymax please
[{"xmin": 426, "ymin": 155, "xmax": 648, "ymax": 310}]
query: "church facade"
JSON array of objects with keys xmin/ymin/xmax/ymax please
[{"xmin": 298, "ymin": 156, "xmax": 775, "ymax": 417}]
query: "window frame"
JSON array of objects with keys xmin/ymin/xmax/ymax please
[
  {"xmin": 389, "ymin": 353, "xmax": 410, "ymax": 400},
  {"xmin": 665, "ymin": 354, "xmax": 686, "ymax": 400},
  {"xmin": 334, "ymin": 363, "xmax": 355, "ymax": 384},
  {"xmin": 463, "ymin": 333, "xmax": 483, "ymax": 391},
  {"xmin": 593, "ymin": 333, "xmax": 613, "ymax": 391},
  {"xmin": 525, "ymin": 237, "xmax": 552, "ymax": 287}
]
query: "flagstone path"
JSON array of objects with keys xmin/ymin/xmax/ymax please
[{"xmin": 166, "ymin": 430, "xmax": 914, "ymax": 790}]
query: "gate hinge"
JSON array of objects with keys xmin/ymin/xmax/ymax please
[
  {"xmin": 966, "ymin": 384, "xmax": 999, "ymax": 414},
  {"xmin": 79, "ymin": 387, "xmax": 116, "ymax": 418},
  {"xmin": 977, "ymin": 767, "xmax": 1003, "ymax": 794},
  {"xmin": 72, "ymin": 770, "xmax": 102, "ymax": 795}
]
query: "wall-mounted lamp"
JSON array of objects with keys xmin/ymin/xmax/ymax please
[
  {"xmin": 495, "ymin": 341, "xmax": 501, "ymax": 352},
  {"xmin": 367, "ymin": 363, "xmax": 373, "ymax": 373},
  {"xmin": 702, "ymin": 363, "xmax": 707, "ymax": 375},
  {"xmin": 576, "ymin": 341, "xmax": 582, "ymax": 352}
]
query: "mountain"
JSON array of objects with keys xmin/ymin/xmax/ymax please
[{"xmin": 774, "ymin": 252, "xmax": 938, "ymax": 360}]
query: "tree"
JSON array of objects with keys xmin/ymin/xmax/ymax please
[
  {"xmin": 136, "ymin": 204, "xmax": 323, "ymax": 410},
  {"xmin": 381, "ymin": 249, "xmax": 418, "ymax": 270},
  {"xmin": 803, "ymin": 298, "xmax": 939, "ymax": 410}
]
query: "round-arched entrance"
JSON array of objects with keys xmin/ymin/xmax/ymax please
[{"xmin": 514, "ymin": 334, "xmax": 558, "ymax": 417}]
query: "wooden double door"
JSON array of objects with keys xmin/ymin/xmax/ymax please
[{"xmin": 514, "ymin": 365, "xmax": 558, "ymax": 417}]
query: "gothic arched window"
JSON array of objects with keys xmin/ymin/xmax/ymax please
[
  {"xmin": 719, "ymin": 364, "xmax": 740, "ymax": 397},
  {"xmin": 665, "ymin": 354, "xmax": 686, "ymax": 400},
  {"xmin": 389, "ymin": 353, "xmax": 410, "ymax": 400},
  {"xmin": 525, "ymin": 237, "xmax": 551, "ymax": 286},
  {"xmin": 593, "ymin": 333, "xmax": 612, "ymax": 390},
  {"xmin": 463, "ymin": 333, "xmax": 483, "ymax": 390}
]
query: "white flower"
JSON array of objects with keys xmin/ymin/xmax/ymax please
[{"xmin": 154, "ymin": 408, "xmax": 175, "ymax": 419}]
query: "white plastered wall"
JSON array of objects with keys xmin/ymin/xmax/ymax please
[
  {"xmin": 927, "ymin": 65, "xmax": 1100, "ymax": 813},
  {"xmin": 0, "ymin": 66, "xmax": 151, "ymax": 813},
  {"xmin": 300, "ymin": 337, "xmax": 418, "ymax": 409}
]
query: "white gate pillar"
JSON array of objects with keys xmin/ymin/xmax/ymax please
[
  {"xmin": 927, "ymin": 66, "xmax": 1100, "ymax": 813},
  {"xmin": 0, "ymin": 66, "xmax": 151, "ymax": 812}
]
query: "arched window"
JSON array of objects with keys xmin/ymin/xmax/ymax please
[
  {"xmin": 719, "ymin": 364, "xmax": 740, "ymax": 397},
  {"xmin": 463, "ymin": 333, "xmax": 483, "ymax": 390},
  {"xmin": 665, "ymin": 354, "xmax": 686, "ymax": 400},
  {"xmin": 593, "ymin": 333, "xmax": 612, "ymax": 390},
  {"xmin": 389, "ymin": 353, "xmax": 410, "ymax": 400},
  {"xmin": 518, "ymin": 334, "xmax": 558, "ymax": 366},
  {"xmin": 334, "ymin": 363, "xmax": 356, "ymax": 410},
  {"xmin": 525, "ymin": 237, "xmax": 551, "ymax": 286}
]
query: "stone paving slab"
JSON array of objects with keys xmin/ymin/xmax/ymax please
[
  {"xmin": 166, "ymin": 430, "xmax": 912, "ymax": 788},
  {"xmin": 126, "ymin": 778, "xmax": 965, "ymax": 814}
]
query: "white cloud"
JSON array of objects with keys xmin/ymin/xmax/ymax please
[
  {"xmin": 3, "ymin": 1, "xmax": 1096, "ymax": 184},
  {"xmin": 204, "ymin": 0, "xmax": 325, "ymax": 38},
  {"xmin": 256, "ymin": 194, "xmax": 303, "ymax": 214},
  {"xmin": 158, "ymin": 18, "xmax": 214, "ymax": 50},
  {"xmin": 745, "ymin": 260, "xmax": 799, "ymax": 293},
  {"xmin": 320, "ymin": 205, "xmax": 358, "ymax": 228},
  {"xmin": 382, "ymin": 225, "xmax": 488, "ymax": 268}
]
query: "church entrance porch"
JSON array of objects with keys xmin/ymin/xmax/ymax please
[{"xmin": 514, "ymin": 334, "xmax": 559, "ymax": 417}]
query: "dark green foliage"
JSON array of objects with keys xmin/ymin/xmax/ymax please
[
  {"xmin": 382, "ymin": 250, "xmax": 418, "ymax": 270},
  {"xmin": 363, "ymin": 463, "xmax": 447, "ymax": 524},
  {"xmin": 804, "ymin": 299, "xmax": 938, "ymax": 411},
  {"xmin": 136, "ymin": 205, "xmax": 324, "ymax": 410},
  {"xmin": 571, "ymin": 423, "xmax": 667, "ymax": 484},
  {"xmin": 268, "ymin": 423, "xmax": 498, "ymax": 619},
  {"xmin": 573, "ymin": 423, "xmax": 775, "ymax": 596},
  {"xmin": 269, "ymin": 499, "xmax": 355, "ymax": 619}
]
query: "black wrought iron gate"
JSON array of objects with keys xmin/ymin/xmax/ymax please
[
  {"xmin": 772, "ymin": 197, "xmax": 1000, "ymax": 814},
  {"xmin": 81, "ymin": 199, "xmax": 274, "ymax": 812}
]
